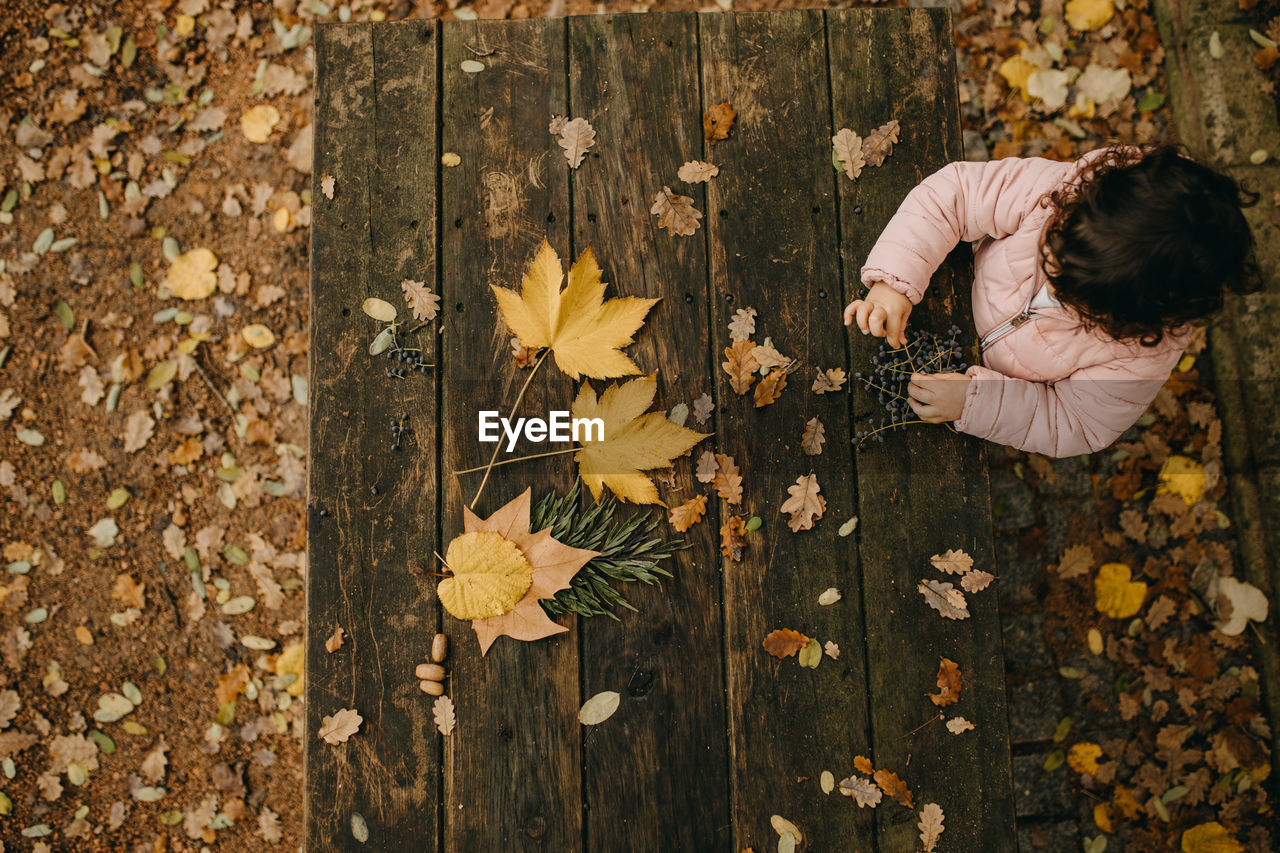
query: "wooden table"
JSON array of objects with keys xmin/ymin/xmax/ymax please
[{"xmin": 308, "ymin": 10, "xmax": 1014, "ymax": 852}]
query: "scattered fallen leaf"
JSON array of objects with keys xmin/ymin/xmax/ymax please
[
  {"xmin": 781, "ymin": 474, "xmax": 825, "ymax": 532},
  {"xmin": 839, "ymin": 775, "xmax": 882, "ymax": 807},
  {"xmin": 812, "ymin": 367, "xmax": 847, "ymax": 394},
  {"xmin": 832, "ymin": 128, "xmax": 865, "ymax": 180},
  {"xmin": 318, "ymin": 707, "xmax": 362, "ymax": 744},
  {"xmin": 241, "ymin": 105, "xmax": 280, "ymax": 143},
  {"xmin": 797, "ymin": 638, "xmax": 822, "ymax": 669},
  {"xmin": 961, "ymin": 570, "xmax": 994, "ymax": 593},
  {"xmin": 668, "ymin": 494, "xmax": 708, "ymax": 532},
  {"xmin": 762, "ymin": 628, "xmax": 810, "ymax": 659},
  {"xmin": 720, "ymin": 516, "xmax": 746, "ymax": 560},
  {"xmin": 824, "ymin": 641, "xmax": 839, "ymax": 659},
  {"xmin": 1065, "ymin": 0, "xmax": 1115, "ymax": 32},
  {"xmin": 837, "ymin": 516, "xmax": 858, "ymax": 536},
  {"xmin": 492, "ymin": 241, "xmax": 658, "ymax": 380},
  {"xmin": 1180, "ymin": 822, "xmax": 1244, "ymax": 853},
  {"xmin": 1067, "ymin": 742, "xmax": 1102, "ymax": 775},
  {"xmin": 692, "ymin": 393, "xmax": 714, "ymax": 424},
  {"xmin": 929, "ymin": 658, "xmax": 962, "ymax": 707},
  {"xmin": 918, "ymin": 803, "xmax": 944, "ymax": 852},
  {"xmin": 728, "ymin": 308, "xmax": 757, "ymax": 342},
  {"xmin": 750, "ymin": 344, "xmax": 792, "ymax": 370},
  {"xmin": 438, "ymin": 531, "xmax": 534, "ymax": 620},
  {"xmin": 1056, "ymin": 544, "xmax": 1094, "ymax": 579},
  {"xmin": 242, "ymin": 324, "xmax": 275, "ymax": 349},
  {"xmin": 820, "ymin": 770, "xmax": 835, "ymax": 794},
  {"xmin": 324, "ymin": 626, "xmax": 345, "ymax": 653},
  {"xmin": 650, "ymin": 186, "xmax": 702, "ymax": 237},
  {"xmin": 579, "ymin": 691, "xmax": 621, "ymax": 725},
  {"xmin": 1215, "ymin": 577, "xmax": 1268, "ymax": 636},
  {"xmin": 696, "ymin": 449, "xmax": 718, "ymax": 484},
  {"xmin": 863, "ymin": 120, "xmax": 901, "ymax": 167},
  {"xmin": 930, "ymin": 549, "xmax": 973, "ymax": 575},
  {"xmin": 677, "ymin": 160, "xmax": 718, "ymax": 183},
  {"xmin": 946, "ymin": 716, "xmax": 975, "ymax": 734},
  {"xmin": 556, "ymin": 117, "xmax": 596, "ymax": 169},
  {"xmin": 874, "ymin": 768, "xmax": 914, "ymax": 808},
  {"xmin": 703, "ymin": 102, "xmax": 736, "ymax": 143},
  {"xmin": 818, "ymin": 587, "xmax": 841, "ymax": 606},
  {"xmin": 752, "ymin": 370, "xmax": 787, "ymax": 407},
  {"xmin": 919, "ymin": 580, "xmax": 970, "ymax": 620},
  {"xmin": 722, "ymin": 341, "xmax": 759, "ymax": 394},
  {"xmin": 163, "ymin": 248, "xmax": 219, "ymax": 300},
  {"xmin": 1158, "ymin": 455, "xmax": 1206, "ymax": 505},
  {"xmin": 433, "ymin": 695, "xmax": 456, "ymax": 735},
  {"xmin": 362, "ymin": 297, "xmax": 397, "ymax": 321},
  {"xmin": 712, "ymin": 454, "xmax": 743, "ymax": 504},
  {"xmin": 401, "ymin": 279, "xmax": 441, "ymax": 322},
  {"xmin": 1094, "ymin": 562, "xmax": 1147, "ymax": 619}
]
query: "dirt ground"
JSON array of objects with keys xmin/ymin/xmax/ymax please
[{"xmin": 0, "ymin": 0, "xmax": 1272, "ymax": 851}]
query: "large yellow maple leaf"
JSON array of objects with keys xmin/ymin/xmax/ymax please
[
  {"xmin": 491, "ymin": 240, "xmax": 658, "ymax": 380},
  {"xmin": 571, "ymin": 374, "xmax": 709, "ymax": 506}
]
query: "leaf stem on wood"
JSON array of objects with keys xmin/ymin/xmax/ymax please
[
  {"xmin": 468, "ymin": 349, "xmax": 550, "ymax": 509},
  {"xmin": 454, "ymin": 445, "xmax": 580, "ymax": 476}
]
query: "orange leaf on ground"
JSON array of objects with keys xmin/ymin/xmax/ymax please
[
  {"xmin": 753, "ymin": 370, "xmax": 787, "ymax": 407},
  {"xmin": 762, "ymin": 628, "xmax": 811, "ymax": 658},
  {"xmin": 720, "ymin": 516, "xmax": 746, "ymax": 560},
  {"xmin": 668, "ymin": 495, "xmax": 708, "ymax": 532},
  {"xmin": 713, "ymin": 454, "xmax": 743, "ymax": 504},
  {"xmin": 873, "ymin": 768, "xmax": 914, "ymax": 808},
  {"xmin": 722, "ymin": 341, "xmax": 759, "ymax": 395},
  {"xmin": 853, "ymin": 755, "xmax": 875, "ymax": 775},
  {"xmin": 929, "ymin": 658, "xmax": 962, "ymax": 707},
  {"xmin": 704, "ymin": 102, "xmax": 736, "ymax": 143}
]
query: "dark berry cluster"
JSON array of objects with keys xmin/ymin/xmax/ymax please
[
  {"xmin": 383, "ymin": 343, "xmax": 431, "ymax": 377},
  {"xmin": 852, "ymin": 326, "xmax": 967, "ymax": 447},
  {"xmin": 390, "ymin": 413, "xmax": 410, "ymax": 451}
]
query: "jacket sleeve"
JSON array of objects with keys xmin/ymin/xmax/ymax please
[
  {"xmin": 860, "ymin": 156, "xmax": 1071, "ymax": 304},
  {"xmin": 954, "ymin": 350, "xmax": 1184, "ymax": 458}
]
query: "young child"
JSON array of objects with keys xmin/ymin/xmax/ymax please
[{"xmin": 844, "ymin": 144, "xmax": 1259, "ymax": 457}]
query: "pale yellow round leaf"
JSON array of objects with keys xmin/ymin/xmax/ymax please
[
  {"xmin": 438, "ymin": 531, "xmax": 534, "ymax": 620},
  {"xmin": 242, "ymin": 324, "xmax": 276, "ymax": 349},
  {"xmin": 163, "ymin": 248, "xmax": 219, "ymax": 301},
  {"xmin": 241, "ymin": 105, "xmax": 281, "ymax": 143}
]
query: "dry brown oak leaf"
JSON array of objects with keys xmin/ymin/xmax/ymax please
[
  {"xmin": 557, "ymin": 117, "xmax": 596, "ymax": 169},
  {"xmin": 863, "ymin": 119, "xmax": 901, "ymax": 167},
  {"xmin": 781, "ymin": 474, "xmax": 826, "ymax": 532},
  {"xmin": 668, "ymin": 494, "xmax": 708, "ymax": 532},
  {"xmin": 722, "ymin": 340, "xmax": 759, "ymax": 395},
  {"xmin": 678, "ymin": 160, "xmax": 719, "ymax": 183},
  {"xmin": 762, "ymin": 628, "xmax": 811, "ymax": 658},
  {"xmin": 460, "ymin": 489, "xmax": 600, "ymax": 654},
  {"xmin": 720, "ymin": 516, "xmax": 746, "ymax": 560},
  {"xmin": 929, "ymin": 657, "xmax": 962, "ymax": 707},
  {"xmin": 753, "ymin": 369, "xmax": 787, "ymax": 407},
  {"xmin": 704, "ymin": 101, "xmax": 736, "ymax": 143},
  {"xmin": 651, "ymin": 187, "xmax": 702, "ymax": 237},
  {"xmin": 728, "ymin": 308, "xmax": 757, "ymax": 342},
  {"xmin": 832, "ymin": 128, "xmax": 865, "ymax": 180},
  {"xmin": 712, "ymin": 453, "xmax": 743, "ymax": 504},
  {"xmin": 802, "ymin": 417, "xmax": 825, "ymax": 456},
  {"xmin": 873, "ymin": 768, "xmax": 914, "ymax": 808}
]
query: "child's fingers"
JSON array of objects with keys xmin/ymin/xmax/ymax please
[
  {"xmin": 855, "ymin": 301, "xmax": 875, "ymax": 334},
  {"xmin": 843, "ymin": 302, "xmax": 858, "ymax": 326},
  {"xmin": 908, "ymin": 398, "xmax": 945, "ymax": 423},
  {"xmin": 907, "ymin": 379, "xmax": 933, "ymax": 403},
  {"xmin": 867, "ymin": 306, "xmax": 887, "ymax": 338},
  {"xmin": 886, "ymin": 312, "xmax": 907, "ymax": 348}
]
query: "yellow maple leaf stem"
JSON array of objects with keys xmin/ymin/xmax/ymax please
[
  {"xmin": 469, "ymin": 349, "xmax": 551, "ymax": 509},
  {"xmin": 453, "ymin": 445, "xmax": 582, "ymax": 476}
]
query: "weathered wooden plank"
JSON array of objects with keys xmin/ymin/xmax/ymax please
[
  {"xmin": 700, "ymin": 11, "xmax": 876, "ymax": 851},
  {"xmin": 567, "ymin": 12, "xmax": 732, "ymax": 851},
  {"xmin": 828, "ymin": 8, "xmax": 1017, "ymax": 851},
  {"xmin": 439, "ymin": 18, "xmax": 582, "ymax": 851},
  {"xmin": 307, "ymin": 20, "xmax": 441, "ymax": 853}
]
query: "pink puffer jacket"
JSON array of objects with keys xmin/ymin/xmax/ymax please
[{"xmin": 860, "ymin": 148, "xmax": 1188, "ymax": 458}]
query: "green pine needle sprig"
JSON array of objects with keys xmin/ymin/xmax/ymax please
[{"xmin": 533, "ymin": 481, "xmax": 684, "ymax": 620}]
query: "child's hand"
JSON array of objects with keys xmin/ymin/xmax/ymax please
[
  {"xmin": 844, "ymin": 282, "xmax": 912, "ymax": 348},
  {"xmin": 907, "ymin": 372, "xmax": 971, "ymax": 423}
]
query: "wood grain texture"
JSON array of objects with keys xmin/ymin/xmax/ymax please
[
  {"xmin": 828, "ymin": 8, "xmax": 1016, "ymax": 851},
  {"xmin": 700, "ymin": 11, "xmax": 876, "ymax": 851},
  {"xmin": 439, "ymin": 17, "xmax": 582, "ymax": 851},
  {"xmin": 307, "ymin": 20, "xmax": 441, "ymax": 853},
  {"xmin": 567, "ymin": 12, "xmax": 732, "ymax": 851}
]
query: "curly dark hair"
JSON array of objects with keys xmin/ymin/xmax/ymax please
[{"xmin": 1039, "ymin": 144, "xmax": 1260, "ymax": 346}]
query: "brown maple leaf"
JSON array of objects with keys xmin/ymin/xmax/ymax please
[
  {"xmin": 650, "ymin": 186, "xmax": 702, "ymax": 237},
  {"xmin": 704, "ymin": 102, "xmax": 736, "ymax": 144},
  {"xmin": 812, "ymin": 367, "xmax": 846, "ymax": 394},
  {"xmin": 929, "ymin": 657, "xmax": 962, "ymax": 707},
  {"xmin": 802, "ymin": 417, "xmax": 825, "ymax": 456},
  {"xmin": 762, "ymin": 628, "xmax": 810, "ymax": 658},
  {"xmin": 781, "ymin": 474, "xmax": 825, "ymax": 532},
  {"xmin": 463, "ymin": 489, "xmax": 600, "ymax": 655},
  {"xmin": 873, "ymin": 767, "xmax": 914, "ymax": 808},
  {"xmin": 668, "ymin": 494, "xmax": 708, "ymax": 532},
  {"xmin": 713, "ymin": 453, "xmax": 743, "ymax": 504},
  {"xmin": 753, "ymin": 369, "xmax": 787, "ymax": 407},
  {"xmin": 722, "ymin": 341, "xmax": 759, "ymax": 395},
  {"xmin": 863, "ymin": 119, "xmax": 901, "ymax": 167},
  {"xmin": 720, "ymin": 515, "xmax": 746, "ymax": 560}
]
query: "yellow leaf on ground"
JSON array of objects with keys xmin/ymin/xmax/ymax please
[
  {"xmin": 571, "ymin": 374, "xmax": 708, "ymax": 506},
  {"xmin": 438, "ymin": 531, "xmax": 534, "ymax": 620},
  {"xmin": 241, "ymin": 324, "xmax": 275, "ymax": 349},
  {"xmin": 1094, "ymin": 563, "xmax": 1147, "ymax": 618},
  {"xmin": 1158, "ymin": 455, "xmax": 1206, "ymax": 505},
  {"xmin": 1094, "ymin": 802, "xmax": 1113, "ymax": 834},
  {"xmin": 274, "ymin": 641, "xmax": 305, "ymax": 696},
  {"xmin": 999, "ymin": 55, "xmax": 1037, "ymax": 102},
  {"xmin": 1067, "ymin": 742, "xmax": 1102, "ymax": 775},
  {"xmin": 1065, "ymin": 0, "xmax": 1115, "ymax": 32},
  {"xmin": 491, "ymin": 241, "xmax": 658, "ymax": 380},
  {"xmin": 163, "ymin": 248, "xmax": 218, "ymax": 300},
  {"xmin": 241, "ymin": 104, "xmax": 281, "ymax": 142},
  {"xmin": 1181, "ymin": 822, "xmax": 1244, "ymax": 853}
]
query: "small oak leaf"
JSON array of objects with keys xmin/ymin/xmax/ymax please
[
  {"xmin": 695, "ymin": 449, "xmax": 719, "ymax": 484},
  {"xmin": 325, "ymin": 626, "xmax": 345, "ymax": 653},
  {"xmin": 728, "ymin": 308, "xmax": 757, "ymax": 342},
  {"xmin": 919, "ymin": 580, "xmax": 970, "ymax": 620},
  {"xmin": 918, "ymin": 803, "xmax": 944, "ymax": 852},
  {"xmin": 557, "ymin": 117, "xmax": 596, "ymax": 169},
  {"xmin": 432, "ymin": 695, "xmax": 456, "ymax": 736},
  {"xmin": 1145, "ymin": 595, "xmax": 1177, "ymax": 630},
  {"xmin": 873, "ymin": 768, "xmax": 914, "ymax": 808},
  {"xmin": 863, "ymin": 119, "xmax": 901, "ymax": 167},
  {"xmin": 668, "ymin": 494, "xmax": 708, "ymax": 532},
  {"xmin": 401, "ymin": 279, "xmax": 441, "ymax": 322},
  {"xmin": 1056, "ymin": 544, "xmax": 1094, "ymax": 579},
  {"xmin": 812, "ymin": 367, "xmax": 847, "ymax": 394},
  {"xmin": 762, "ymin": 628, "xmax": 811, "ymax": 658},
  {"xmin": 853, "ymin": 755, "xmax": 874, "ymax": 775},
  {"xmin": 838, "ymin": 775, "xmax": 881, "ymax": 808},
  {"xmin": 929, "ymin": 658, "xmax": 962, "ymax": 707},
  {"xmin": 713, "ymin": 454, "xmax": 743, "ymax": 504},
  {"xmin": 930, "ymin": 548, "xmax": 973, "ymax": 575},
  {"xmin": 781, "ymin": 474, "xmax": 825, "ymax": 532},
  {"xmin": 692, "ymin": 393, "xmax": 714, "ymax": 424},
  {"xmin": 753, "ymin": 370, "xmax": 787, "ymax": 407},
  {"xmin": 824, "ymin": 640, "xmax": 840, "ymax": 659},
  {"xmin": 946, "ymin": 716, "xmax": 975, "ymax": 734},
  {"xmin": 961, "ymin": 570, "xmax": 994, "ymax": 593},
  {"xmin": 651, "ymin": 186, "xmax": 702, "ymax": 237},
  {"xmin": 722, "ymin": 341, "xmax": 759, "ymax": 394},
  {"xmin": 703, "ymin": 102, "xmax": 736, "ymax": 144},
  {"xmin": 802, "ymin": 417, "xmax": 825, "ymax": 456},
  {"xmin": 677, "ymin": 160, "xmax": 719, "ymax": 183},
  {"xmin": 750, "ymin": 344, "xmax": 792, "ymax": 370},
  {"xmin": 720, "ymin": 516, "xmax": 746, "ymax": 560},
  {"xmin": 832, "ymin": 128, "xmax": 865, "ymax": 180},
  {"xmin": 318, "ymin": 707, "xmax": 362, "ymax": 745}
]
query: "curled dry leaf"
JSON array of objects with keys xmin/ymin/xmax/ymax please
[
  {"xmin": 812, "ymin": 367, "xmax": 847, "ymax": 394},
  {"xmin": 930, "ymin": 548, "xmax": 973, "ymax": 575},
  {"xmin": 873, "ymin": 768, "xmax": 914, "ymax": 808},
  {"xmin": 781, "ymin": 474, "xmax": 826, "ymax": 532},
  {"xmin": 650, "ymin": 186, "xmax": 702, "ymax": 237},
  {"xmin": 703, "ymin": 102, "xmax": 736, "ymax": 143},
  {"xmin": 751, "ymin": 344, "xmax": 792, "ymax": 370},
  {"xmin": 668, "ymin": 494, "xmax": 708, "ymax": 532},
  {"xmin": 919, "ymin": 580, "xmax": 970, "ymax": 620},
  {"xmin": 318, "ymin": 707, "xmax": 363, "ymax": 745},
  {"xmin": 720, "ymin": 516, "xmax": 746, "ymax": 560},
  {"xmin": 722, "ymin": 341, "xmax": 759, "ymax": 395},
  {"xmin": 728, "ymin": 308, "xmax": 757, "ymax": 342},
  {"xmin": 712, "ymin": 454, "xmax": 743, "ymax": 504},
  {"xmin": 752, "ymin": 370, "xmax": 787, "ymax": 408},
  {"xmin": 832, "ymin": 128, "xmax": 865, "ymax": 180},
  {"xmin": 432, "ymin": 695, "xmax": 456, "ymax": 735},
  {"xmin": 763, "ymin": 629, "xmax": 810, "ymax": 658},
  {"xmin": 677, "ymin": 160, "xmax": 719, "ymax": 183},
  {"xmin": 824, "ymin": 641, "xmax": 840, "ymax": 659},
  {"xmin": 802, "ymin": 417, "xmax": 825, "ymax": 456},
  {"xmin": 839, "ymin": 775, "xmax": 882, "ymax": 808},
  {"xmin": 946, "ymin": 716, "xmax": 975, "ymax": 734},
  {"xmin": 324, "ymin": 626, "xmax": 345, "ymax": 653},
  {"xmin": 961, "ymin": 570, "xmax": 994, "ymax": 593},
  {"xmin": 929, "ymin": 657, "xmax": 962, "ymax": 707},
  {"xmin": 557, "ymin": 117, "xmax": 596, "ymax": 169},
  {"xmin": 695, "ymin": 449, "xmax": 718, "ymax": 484},
  {"xmin": 579, "ymin": 690, "xmax": 621, "ymax": 725},
  {"xmin": 918, "ymin": 803, "xmax": 944, "ymax": 852},
  {"xmin": 863, "ymin": 119, "xmax": 901, "ymax": 167}
]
